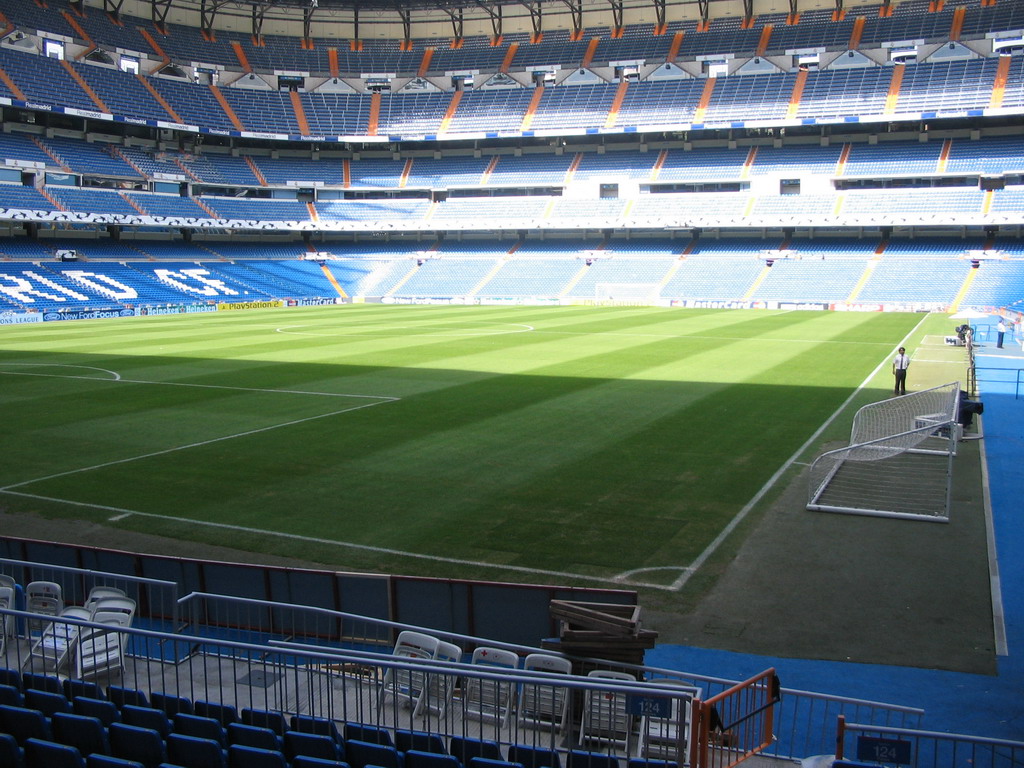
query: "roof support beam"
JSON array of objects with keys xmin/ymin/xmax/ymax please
[
  {"xmin": 523, "ymin": 1, "xmax": 543, "ymax": 37},
  {"xmin": 397, "ymin": 6, "xmax": 412, "ymax": 44},
  {"xmin": 445, "ymin": 6, "xmax": 464, "ymax": 40},
  {"xmin": 608, "ymin": 0, "xmax": 623, "ymax": 30},
  {"xmin": 562, "ymin": 0, "xmax": 583, "ymax": 36},
  {"xmin": 697, "ymin": 0, "xmax": 709, "ymax": 24},
  {"xmin": 652, "ymin": 0, "xmax": 666, "ymax": 30},
  {"xmin": 149, "ymin": 0, "xmax": 172, "ymax": 32}
]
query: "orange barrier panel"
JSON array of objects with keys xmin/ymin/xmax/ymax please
[
  {"xmin": 210, "ymin": 84, "xmax": 245, "ymax": 131},
  {"xmin": 289, "ymin": 90, "xmax": 311, "ymax": 136},
  {"xmin": 848, "ymin": 16, "xmax": 865, "ymax": 48},
  {"xmin": 692, "ymin": 669, "xmax": 780, "ymax": 768},
  {"xmin": 756, "ymin": 24, "xmax": 772, "ymax": 55},
  {"xmin": 649, "ymin": 148, "xmax": 668, "ymax": 181},
  {"xmin": 835, "ymin": 143, "xmax": 851, "ymax": 176},
  {"xmin": 937, "ymin": 138, "xmax": 952, "ymax": 173},
  {"xmin": 327, "ymin": 47, "xmax": 340, "ymax": 78},
  {"xmin": 417, "ymin": 47, "xmax": 434, "ymax": 77},
  {"xmin": 604, "ymin": 79, "xmax": 628, "ymax": 129},
  {"xmin": 786, "ymin": 68, "xmax": 808, "ymax": 118},
  {"xmin": 244, "ymin": 156, "xmax": 267, "ymax": 186},
  {"xmin": 990, "ymin": 55, "xmax": 1012, "ymax": 108},
  {"xmin": 399, "ymin": 158, "xmax": 413, "ymax": 188},
  {"xmin": 136, "ymin": 74, "xmax": 182, "ymax": 123},
  {"xmin": 694, "ymin": 78, "xmax": 716, "ymax": 123},
  {"xmin": 520, "ymin": 86, "xmax": 544, "ymax": 131},
  {"xmin": 949, "ymin": 6, "xmax": 966, "ymax": 39},
  {"xmin": 367, "ymin": 92, "xmax": 381, "ymax": 135},
  {"xmin": 231, "ymin": 41, "xmax": 252, "ymax": 72},
  {"xmin": 667, "ymin": 31, "xmax": 684, "ymax": 62},
  {"xmin": 884, "ymin": 64, "xmax": 905, "ymax": 114},
  {"xmin": 500, "ymin": 42, "xmax": 519, "ymax": 73},
  {"xmin": 581, "ymin": 37, "xmax": 599, "ymax": 67},
  {"xmin": 438, "ymin": 90, "xmax": 463, "ymax": 135},
  {"xmin": 59, "ymin": 59, "xmax": 109, "ymax": 112}
]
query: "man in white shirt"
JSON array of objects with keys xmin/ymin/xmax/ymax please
[
  {"xmin": 997, "ymin": 319, "xmax": 1007, "ymax": 349},
  {"xmin": 892, "ymin": 347, "xmax": 910, "ymax": 396}
]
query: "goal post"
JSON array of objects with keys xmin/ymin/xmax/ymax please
[{"xmin": 807, "ymin": 382, "xmax": 961, "ymax": 522}]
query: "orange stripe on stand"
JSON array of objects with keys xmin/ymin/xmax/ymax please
[
  {"xmin": 756, "ymin": 24, "xmax": 773, "ymax": 56},
  {"xmin": 367, "ymin": 92, "xmax": 381, "ymax": 136},
  {"xmin": 59, "ymin": 59, "xmax": 109, "ymax": 112},
  {"xmin": 884, "ymin": 63, "xmax": 904, "ymax": 114},
  {"xmin": 835, "ymin": 143, "xmax": 851, "ymax": 176},
  {"xmin": 564, "ymin": 153, "xmax": 582, "ymax": 184},
  {"xmin": 937, "ymin": 138, "xmax": 952, "ymax": 173},
  {"xmin": 500, "ymin": 42, "xmax": 519, "ymax": 73},
  {"xmin": 520, "ymin": 85, "xmax": 544, "ymax": 131},
  {"xmin": 694, "ymin": 77, "xmax": 716, "ymax": 123},
  {"xmin": 990, "ymin": 55, "xmax": 1012, "ymax": 108},
  {"xmin": 119, "ymin": 192, "xmax": 147, "ymax": 215},
  {"xmin": 741, "ymin": 146, "xmax": 758, "ymax": 180},
  {"xmin": 289, "ymin": 90, "xmax": 311, "ymax": 135},
  {"xmin": 666, "ymin": 31, "xmax": 684, "ymax": 63},
  {"xmin": 438, "ymin": 90, "xmax": 463, "ymax": 135},
  {"xmin": 231, "ymin": 41, "xmax": 252, "ymax": 72},
  {"xmin": 0, "ymin": 65, "xmax": 26, "ymax": 101},
  {"xmin": 581, "ymin": 37, "xmax": 600, "ymax": 67},
  {"xmin": 832, "ymin": 8, "xmax": 847, "ymax": 21},
  {"xmin": 245, "ymin": 156, "xmax": 267, "ymax": 186},
  {"xmin": 61, "ymin": 11, "xmax": 96, "ymax": 58},
  {"xmin": 417, "ymin": 47, "xmax": 434, "ymax": 77},
  {"xmin": 480, "ymin": 156, "xmax": 499, "ymax": 185},
  {"xmin": 136, "ymin": 74, "xmax": 182, "ymax": 122},
  {"xmin": 604, "ymin": 79, "xmax": 628, "ymax": 129},
  {"xmin": 848, "ymin": 16, "xmax": 865, "ymax": 49},
  {"xmin": 320, "ymin": 263, "xmax": 348, "ymax": 297},
  {"xmin": 786, "ymin": 12, "xmax": 800, "ymax": 24},
  {"xmin": 210, "ymin": 84, "xmax": 245, "ymax": 131},
  {"xmin": 139, "ymin": 27, "xmax": 170, "ymax": 60},
  {"xmin": 949, "ymin": 6, "xmax": 966, "ymax": 40},
  {"xmin": 328, "ymin": 47, "xmax": 340, "ymax": 78},
  {"xmin": 649, "ymin": 149, "xmax": 668, "ymax": 181},
  {"xmin": 399, "ymin": 158, "xmax": 413, "ymax": 188},
  {"xmin": 343, "ymin": 158, "xmax": 351, "ymax": 188},
  {"xmin": 306, "ymin": 201, "xmax": 318, "ymax": 222},
  {"xmin": 786, "ymin": 68, "xmax": 808, "ymax": 119}
]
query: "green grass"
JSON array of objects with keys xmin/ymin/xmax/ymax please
[{"xmin": 0, "ymin": 305, "xmax": 945, "ymax": 589}]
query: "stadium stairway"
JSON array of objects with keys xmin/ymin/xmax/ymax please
[{"xmin": 648, "ymin": 318, "xmax": 1024, "ymax": 743}]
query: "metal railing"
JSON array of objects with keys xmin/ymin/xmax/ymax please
[
  {"xmin": 836, "ymin": 717, "xmax": 1024, "ymax": 768},
  {"xmin": 973, "ymin": 365, "xmax": 1024, "ymax": 400}
]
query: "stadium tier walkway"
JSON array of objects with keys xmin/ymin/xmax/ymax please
[{"xmin": 648, "ymin": 319, "xmax": 1024, "ymax": 742}]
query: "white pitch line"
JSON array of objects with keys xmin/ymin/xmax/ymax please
[
  {"xmin": 0, "ymin": 488, "xmax": 680, "ymax": 591},
  {"xmin": 1, "ymin": 398, "xmax": 395, "ymax": 492},
  {"xmin": 0, "ymin": 363, "xmax": 121, "ymax": 379},
  {"xmin": 666, "ymin": 312, "xmax": 934, "ymax": 592},
  {"xmin": 0, "ymin": 369, "xmax": 395, "ymax": 401}
]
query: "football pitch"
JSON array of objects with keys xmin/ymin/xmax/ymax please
[{"xmin": 0, "ymin": 305, "xmax": 944, "ymax": 592}]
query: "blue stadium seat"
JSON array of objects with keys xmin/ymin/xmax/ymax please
[
  {"xmin": 106, "ymin": 687, "xmax": 149, "ymax": 710},
  {"xmin": 24, "ymin": 738, "xmax": 85, "ymax": 768},
  {"xmin": 0, "ymin": 732, "xmax": 25, "ymax": 768},
  {"xmin": 51, "ymin": 712, "xmax": 112, "ymax": 758},
  {"xmin": 290, "ymin": 715, "xmax": 344, "ymax": 744},
  {"xmin": 166, "ymin": 733, "xmax": 227, "ymax": 768},
  {"xmin": 0, "ymin": 705, "xmax": 53, "ymax": 745},
  {"xmin": 64, "ymin": 681, "xmax": 105, "ymax": 702},
  {"xmin": 394, "ymin": 731, "xmax": 446, "ymax": 755},
  {"xmin": 86, "ymin": 756, "xmax": 146, "ymax": 768},
  {"xmin": 194, "ymin": 702, "xmax": 237, "ymax": 728},
  {"xmin": 227, "ymin": 723, "xmax": 282, "ymax": 753},
  {"xmin": 25, "ymin": 689, "xmax": 73, "ymax": 718},
  {"xmin": 120, "ymin": 705, "xmax": 173, "ymax": 739},
  {"xmin": 343, "ymin": 724, "xmax": 393, "ymax": 747},
  {"xmin": 291, "ymin": 758, "xmax": 351, "ymax": 768},
  {"xmin": 151, "ymin": 693, "xmax": 194, "ymax": 719},
  {"xmin": 240, "ymin": 708, "xmax": 288, "ymax": 736},
  {"xmin": 566, "ymin": 754, "xmax": 618, "ymax": 768},
  {"xmin": 108, "ymin": 723, "xmax": 168, "ymax": 768},
  {"xmin": 72, "ymin": 698, "xmax": 121, "ymax": 728},
  {"xmin": 22, "ymin": 673, "xmax": 63, "ymax": 695},
  {"xmin": 173, "ymin": 714, "xmax": 227, "ymax": 748},
  {"xmin": 345, "ymin": 739, "xmax": 404, "ymax": 768},
  {"xmin": 0, "ymin": 683, "xmax": 24, "ymax": 707},
  {"xmin": 0, "ymin": 668, "xmax": 22, "ymax": 690},
  {"xmin": 227, "ymin": 744, "xmax": 287, "ymax": 768},
  {"xmin": 507, "ymin": 745, "xmax": 561, "ymax": 768},
  {"xmin": 283, "ymin": 731, "xmax": 344, "ymax": 763},
  {"xmin": 404, "ymin": 749, "xmax": 460, "ymax": 768},
  {"xmin": 448, "ymin": 737, "xmax": 501, "ymax": 766},
  {"xmin": 469, "ymin": 759, "xmax": 523, "ymax": 768}
]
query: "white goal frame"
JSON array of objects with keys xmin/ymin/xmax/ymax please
[{"xmin": 807, "ymin": 382, "xmax": 961, "ymax": 522}]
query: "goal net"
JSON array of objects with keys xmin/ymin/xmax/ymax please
[
  {"xmin": 807, "ymin": 382, "xmax": 961, "ymax": 522},
  {"xmin": 595, "ymin": 283, "xmax": 661, "ymax": 303}
]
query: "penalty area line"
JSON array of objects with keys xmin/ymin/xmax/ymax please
[
  {"xmin": 0, "ymin": 489, "xmax": 680, "ymax": 591},
  {"xmin": 1, "ymin": 398, "xmax": 396, "ymax": 492}
]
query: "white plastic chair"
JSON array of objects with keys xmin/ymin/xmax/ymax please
[
  {"xmin": 74, "ymin": 596, "xmax": 137, "ymax": 681},
  {"xmin": 22, "ymin": 605, "xmax": 91, "ymax": 675},
  {"xmin": 638, "ymin": 680, "xmax": 701, "ymax": 760},
  {"xmin": 413, "ymin": 638, "xmax": 463, "ymax": 718},
  {"xmin": 25, "ymin": 581, "xmax": 63, "ymax": 636},
  {"xmin": 85, "ymin": 585, "xmax": 128, "ymax": 610},
  {"xmin": 462, "ymin": 646, "xmax": 520, "ymax": 725},
  {"xmin": 378, "ymin": 630, "xmax": 441, "ymax": 713},
  {"xmin": 517, "ymin": 652, "xmax": 573, "ymax": 733},
  {"xmin": 578, "ymin": 669, "xmax": 636, "ymax": 752},
  {"xmin": 0, "ymin": 586, "xmax": 14, "ymax": 655}
]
